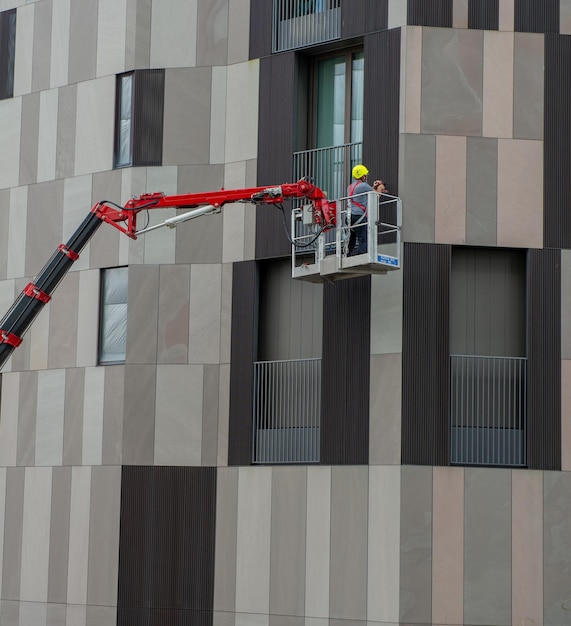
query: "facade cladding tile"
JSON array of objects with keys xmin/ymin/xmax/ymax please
[
  {"xmin": 407, "ymin": 0, "xmax": 453, "ymax": 27},
  {"xmin": 341, "ymin": 0, "xmax": 388, "ymax": 38},
  {"xmin": 514, "ymin": 0, "xmax": 559, "ymax": 33},
  {"xmin": 401, "ymin": 243, "xmax": 451, "ymax": 466},
  {"xmin": 468, "ymin": 0, "xmax": 499, "ymax": 30},
  {"xmin": 132, "ymin": 69, "xmax": 165, "ymax": 167},
  {"xmin": 544, "ymin": 34, "xmax": 571, "ymax": 248},
  {"xmin": 117, "ymin": 466, "xmax": 217, "ymax": 625},
  {"xmin": 249, "ymin": 0, "xmax": 273, "ymax": 59}
]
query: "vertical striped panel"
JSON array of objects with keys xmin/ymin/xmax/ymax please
[
  {"xmin": 527, "ymin": 249, "xmax": 561, "ymax": 470},
  {"xmin": 249, "ymin": 0, "xmax": 273, "ymax": 59},
  {"xmin": 363, "ymin": 29, "xmax": 400, "ymax": 197},
  {"xmin": 341, "ymin": 0, "xmax": 388, "ymax": 39},
  {"xmin": 544, "ymin": 34, "xmax": 571, "ymax": 248},
  {"xmin": 118, "ymin": 466, "xmax": 217, "ymax": 625},
  {"xmin": 468, "ymin": 0, "xmax": 499, "ymax": 30},
  {"xmin": 401, "ymin": 243, "xmax": 451, "ymax": 466},
  {"xmin": 0, "ymin": 10, "xmax": 16, "ymax": 100},
  {"xmin": 514, "ymin": 0, "xmax": 559, "ymax": 33},
  {"xmin": 320, "ymin": 276, "xmax": 370, "ymax": 465},
  {"xmin": 228, "ymin": 261, "xmax": 258, "ymax": 466},
  {"xmin": 407, "ymin": 0, "xmax": 453, "ymax": 27},
  {"xmin": 256, "ymin": 53, "xmax": 296, "ymax": 259},
  {"xmin": 133, "ymin": 69, "xmax": 164, "ymax": 166}
]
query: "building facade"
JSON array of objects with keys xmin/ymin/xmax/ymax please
[{"xmin": 0, "ymin": 0, "xmax": 569, "ymax": 625}]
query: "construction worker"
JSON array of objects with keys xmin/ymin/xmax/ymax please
[{"xmin": 347, "ymin": 164, "xmax": 386, "ymax": 256}]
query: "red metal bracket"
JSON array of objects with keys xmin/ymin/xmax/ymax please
[
  {"xmin": 58, "ymin": 244, "xmax": 80, "ymax": 261},
  {"xmin": 23, "ymin": 282, "xmax": 51, "ymax": 304},
  {"xmin": 0, "ymin": 330, "xmax": 22, "ymax": 347}
]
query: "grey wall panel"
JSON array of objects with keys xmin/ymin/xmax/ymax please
[
  {"xmin": 118, "ymin": 466, "xmax": 217, "ymax": 625},
  {"xmin": 321, "ymin": 276, "xmax": 370, "ymax": 465},
  {"xmin": 56, "ymin": 84, "xmax": 77, "ymax": 181},
  {"xmin": 19, "ymin": 92, "xmax": 40, "ymax": 186},
  {"xmin": 68, "ymin": 0, "xmax": 97, "ymax": 84},
  {"xmin": 515, "ymin": 0, "xmax": 559, "ymax": 33},
  {"xmin": 17, "ymin": 370, "xmax": 37, "ymax": 466},
  {"xmin": 407, "ymin": 0, "xmax": 453, "ymax": 26},
  {"xmin": 527, "ymin": 249, "xmax": 561, "ymax": 470},
  {"xmin": 401, "ymin": 243, "xmax": 451, "ymax": 466},
  {"xmin": 47, "ymin": 466, "xmax": 71, "ymax": 603},
  {"xmin": 544, "ymin": 34, "xmax": 571, "ymax": 248},
  {"xmin": 0, "ymin": 189, "xmax": 8, "ymax": 280},
  {"xmin": 63, "ymin": 368, "xmax": 84, "ymax": 466},
  {"xmin": 468, "ymin": 0, "xmax": 499, "ymax": 30},
  {"xmin": 466, "ymin": 137, "xmax": 498, "ymax": 246},
  {"xmin": 256, "ymin": 53, "xmax": 296, "ymax": 259},
  {"xmin": 341, "ymin": 0, "xmax": 388, "ymax": 39},
  {"xmin": 31, "ymin": 0, "xmax": 52, "ymax": 92},
  {"xmin": 125, "ymin": 0, "xmax": 152, "ymax": 70},
  {"xmin": 363, "ymin": 29, "xmax": 400, "ymax": 198},
  {"xmin": 228, "ymin": 261, "xmax": 258, "ymax": 466},
  {"xmin": 1, "ymin": 467, "xmax": 24, "ymax": 600},
  {"xmin": 249, "ymin": 0, "xmax": 272, "ymax": 59}
]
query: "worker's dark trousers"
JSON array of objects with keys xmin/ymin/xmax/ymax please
[{"xmin": 348, "ymin": 212, "xmax": 367, "ymax": 256}]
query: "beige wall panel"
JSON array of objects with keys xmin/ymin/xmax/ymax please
[
  {"xmin": 202, "ymin": 364, "xmax": 220, "ymax": 466},
  {"xmin": 270, "ymin": 467, "xmax": 307, "ymax": 617},
  {"xmin": 400, "ymin": 27, "xmax": 422, "ymax": 134},
  {"xmin": 214, "ymin": 467, "xmax": 238, "ymax": 613},
  {"xmin": 367, "ymin": 466, "xmax": 400, "ymax": 624},
  {"xmin": 63, "ymin": 368, "xmax": 84, "ymax": 467},
  {"xmin": 157, "ymin": 264, "xmax": 190, "ymax": 364},
  {"xmin": 228, "ymin": 0, "xmax": 250, "ymax": 64},
  {"xmin": 0, "ymin": 98, "xmax": 22, "ymax": 190},
  {"xmin": 235, "ymin": 467, "xmax": 272, "ymax": 615},
  {"xmin": 87, "ymin": 466, "xmax": 120, "ymax": 606},
  {"xmin": 67, "ymin": 466, "xmax": 91, "ymax": 605},
  {"xmin": 513, "ymin": 33, "xmax": 544, "ymax": 140},
  {"xmin": 125, "ymin": 0, "xmax": 152, "ymax": 69},
  {"xmin": 421, "ymin": 28, "xmax": 483, "ymax": 136},
  {"xmin": 90, "ymin": 171, "xmax": 121, "ymax": 269},
  {"xmin": 33, "ymin": 1, "xmax": 53, "ymax": 95},
  {"xmin": 235, "ymin": 615, "xmax": 268, "ymax": 626},
  {"xmin": 370, "ymin": 258, "xmax": 402, "ymax": 355},
  {"xmin": 82, "ymin": 367, "xmax": 105, "ymax": 466},
  {"xmin": 102, "ymin": 365, "xmax": 124, "ymax": 465},
  {"xmin": 122, "ymin": 364, "xmax": 156, "ymax": 465},
  {"xmin": 8, "ymin": 187, "xmax": 27, "ymax": 280},
  {"xmin": 144, "ymin": 167, "xmax": 178, "ymax": 266},
  {"xmin": 163, "ymin": 67, "xmax": 212, "ymax": 166},
  {"xmin": 435, "ymin": 135, "xmax": 467, "ymax": 244},
  {"xmin": 35, "ymin": 369, "xmax": 65, "ymax": 466},
  {"xmin": 13, "ymin": 4, "xmax": 33, "ymax": 96},
  {"xmin": 213, "ymin": 611, "xmax": 236, "ymax": 626},
  {"xmin": 19, "ymin": 92, "xmax": 39, "ymax": 186},
  {"xmin": 330, "ymin": 466, "xmax": 368, "ymax": 621},
  {"xmin": 2, "ymin": 468, "xmax": 24, "ymax": 601},
  {"xmin": 197, "ymin": 0, "xmax": 229, "ymax": 67},
  {"xmin": 563, "ymin": 360, "xmax": 571, "ymax": 470},
  {"xmin": 222, "ymin": 165, "xmax": 248, "ymax": 263},
  {"xmin": 86, "ymin": 606, "xmax": 116, "ymax": 626},
  {"xmin": 562, "ymin": 0, "xmax": 571, "ymax": 34},
  {"xmin": 0, "ymin": 469, "xmax": 7, "ymax": 596},
  {"xmin": 47, "ymin": 272, "xmax": 79, "ymax": 370},
  {"xmin": 453, "ymin": 0, "xmax": 468, "ymax": 27},
  {"xmin": 499, "ymin": 0, "xmax": 515, "ymax": 31},
  {"xmin": 55, "ymin": 84, "xmax": 77, "ymax": 181},
  {"xmin": 497, "ymin": 139, "xmax": 543, "ymax": 248},
  {"xmin": 47, "ymin": 467, "xmax": 71, "ymax": 604},
  {"xmin": 63, "ymin": 175, "xmax": 93, "ymax": 273},
  {"xmin": 74, "ymin": 77, "xmax": 115, "ymax": 177},
  {"xmin": 150, "ymin": 0, "xmax": 198, "ymax": 68},
  {"xmin": 17, "ymin": 370, "xmax": 37, "ymax": 466},
  {"xmin": 76, "ymin": 270, "xmax": 99, "ymax": 368},
  {"xmin": 305, "ymin": 467, "xmax": 331, "ymax": 619},
  {"xmin": 217, "ymin": 362, "xmax": 230, "ymax": 466},
  {"xmin": 20, "ymin": 467, "xmax": 52, "ymax": 602},
  {"xmin": 0, "ymin": 373, "xmax": 18, "ymax": 466},
  {"xmin": 369, "ymin": 354, "xmax": 402, "ymax": 465},
  {"xmin": 225, "ymin": 61, "xmax": 259, "ymax": 163},
  {"xmin": 66, "ymin": 603, "xmax": 86, "ymax": 626},
  {"xmin": 189, "ymin": 264, "xmax": 222, "ymax": 365},
  {"xmin": 96, "ymin": 0, "xmax": 127, "ymax": 78},
  {"xmin": 154, "ymin": 364, "xmax": 203, "ymax": 465},
  {"xmin": 512, "ymin": 470, "xmax": 543, "ymax": 626},
  {"xmin": 482, "ymin": 31, "xmax": 513, "ymax": 139},
  {"xmin": 432, "ymin": 467, "xmax": 464, "ymax": 625},
  {"xmin": 125, "ymin": 265, "xmax": 159, "ymax": 364},
  {"xmin": 50, "ymin": 0, "xmax": 70, "ymax": 88},
  {"xmin": 19, "ymin": 602, "xmax": 47, "ymax": 625}
]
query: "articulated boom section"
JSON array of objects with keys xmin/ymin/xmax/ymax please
[{"xmin": 0, "ymin": 179, "xmax": 333, "ymax": 369}]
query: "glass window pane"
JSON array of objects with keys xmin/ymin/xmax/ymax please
[
  {"xmin": 351, "ymin": 52, "xmax": 364, "ymax": 143},
  {"xmin": 316, "ymin": 56, "xmax": 345, "ymax": 148},
  {"xmin": 117, "ymin": 119, "xmax": 131, "ymax": 166},
  {"xmin": 120, "ymin": 74, "xmax": 132, "ymax": 120},
  {"xmin": 99, "ymin": 268, "xmax": 128, "ymax": 363}
]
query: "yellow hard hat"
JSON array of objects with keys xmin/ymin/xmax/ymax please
[{"xmin": 352, "ymin": 164, "xmax": 369, "ymax": 179}]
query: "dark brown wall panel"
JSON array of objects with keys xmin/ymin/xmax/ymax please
[
  {"xmin": 118, "ymin": 466, "xmax": 217, "ymax": 624},
  {"xmin": 402, "ymin": 243, "xmax": 451, "ymax": 466},
  {"xmin": 228, "ymin": 261, "xmax": 258, "ymax": 465},
  {"xmin": 133, "ymin": 69, "xmax": 164, "ymax": 167},
  {"xmin": 256, "ymin": 53, "xmax": 297, "ymax": 259},
  {"xmin": 527, "ymin": 249, "xmax": 561, "ymax": 470},
  {"xmin": 341, "ymin": 0, "xmax": 388, "ymax": 39},
  {"xmin": 321, "ymin": 276, "xmax": 370, "ymax": 465},
  {"xmin": 468, "ymin": 0, "xmax": 499, "ymax": 30},
  {"xmin": 249, "ymin": 0, "xmax": 272, "ymax": 59},
  {"xmin": 0, "ymin": 9, "xmax": 16, "ymax": 100},
  {"xmin": 515, "ymin": 0, "xmax": 559, "ymax": 33},
  {"xmin": 407, "ymin": 0, "xmax": 453, "ymax": 27},
  {"xmin": 544, "ymin": 34, "xmax": 571, "ymax": 248},
  {"xmin": 363, "ymin": 28, "xmax": 400, "ymax": 198}
]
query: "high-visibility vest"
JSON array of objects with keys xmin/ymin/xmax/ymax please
[{"xmin": 348, "ymin": 181, "xmax": 367, "ymax": 215}]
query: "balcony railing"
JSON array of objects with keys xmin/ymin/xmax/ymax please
[
  {"xmin": 273, "ymin": 0, "xmax": 341, "ymax": 52},
  {"xmin": 450, "ymin": 355, "xmax": 527, "ymax": 467},
  {"xmin": 252, "ymin": 358, "xmax": 321, "ymax": 464}
]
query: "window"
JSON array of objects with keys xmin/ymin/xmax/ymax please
[
  {"xmin": 114, "ymin": 69, "xmax": 165, "ymax": 168},
  {"xmin": 99, "ymin": 267, "xmax": 128, "ymax": 364},
  {"xmin": 0, "ymin": 9, "xmax": 16, "ymax": 100}
]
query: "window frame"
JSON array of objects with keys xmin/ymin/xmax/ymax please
[{"xmin": 98, "ymin": 266, "xmax": 129, "ymax": 365}]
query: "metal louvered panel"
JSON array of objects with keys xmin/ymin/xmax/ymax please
[
  {"xmin": 363, "ymin": 29, "xmax": 400, "ymax": 198},
  {"xmin": 527, "ymin": 248, "xmax": 561, "ymax": 470},
  {"xmin": 544, "ymin": 34, "xmax": 571, "ymax": 248},
  {"xmin": 407, "ymin": 0, "xmax": 453, "ymax": 27},
  {"xmin": 341, "ymin": 0, "xmax": 388, "ymax": 39},
  {"xmin": 0, "ymin": 9, "xmax": 16, "ymax": 100},
  {"xmin": 514, "ymin": 0, "xmax": 559, "ymax": 33},
  {"xmin": 402, "ymin": 243, "xmax": 451, "ymax": 466},
  {"xmin": 133, "ymin": 69, "xmax": 164, "ymax": 166},
  {"xmin": 468, "ymin": 0, "xmax": 499, "ymax": 30},
  {"xmin": 250, "ymin": 0, "xmax": 273, "ymax": 58},
  {"xmin": 320, "ymin": 276, "xmax": 370, "ymax": 465},
  {"xmin": 118, "ymin": 466, "xmax": 217, "ymax": 621}
]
